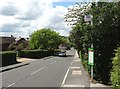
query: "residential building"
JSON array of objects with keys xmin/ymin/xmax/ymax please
[{"xmin": 0, "ymin": 36, "xmax": 15, "ymax": 51}]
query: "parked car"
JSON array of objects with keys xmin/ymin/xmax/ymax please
[{"xmin": 59, "ymin": 51, "xmax": 66, "ymax": 57}]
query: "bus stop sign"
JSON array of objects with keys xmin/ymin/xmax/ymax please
[{"xmin": 88, "ymin": 48, "xmax": 94, "ymax": 66}]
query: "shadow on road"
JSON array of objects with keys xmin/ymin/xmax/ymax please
[
  {"xmin": 1, "ymin": 61, "xmax": 21, "ymax": 67},
  {"xmin": 53, "ymin": 55, "xmax": 74, "ymax": 57},
  {"xmin": 65, "ymin": 55, "xmax": 74, "ymax": 57},
  {"xmin": 1, "ymin": 62, "xmax": 29, "ymax": 73}
]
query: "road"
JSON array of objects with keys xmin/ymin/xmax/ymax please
[{"xmin": 2, "ymin": 49, "xmax": 76, "ymax": 88}]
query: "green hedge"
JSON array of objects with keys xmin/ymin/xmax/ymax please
[
  {"xmin": 0, "ymin": 51, "xmax": 17, "ymax": 67},
  {"xmin": 110, "ymin": 47, "xmax": 120, "ymax": 89},
  {"xmin": 79, "ymin": 51, "xmax": 90, "ymax": 74},
  {"xmin": 18, "ymin": 50, "xmax": 54, "ymax": 59}
]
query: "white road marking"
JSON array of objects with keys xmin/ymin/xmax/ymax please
[
  {"xmin": 63, "ymin": 84, "xmax": 85, "ymax": 87},
  {"xmin": 69, "ymin": 67, "xmax": 80, "ymax": 69},
  {"xmin": 6, "ymin": 83, "xmax": 15, "ymax": 87},
  {"xmin": 50, "ymin": 61, "xmax": 56, "ymax": 64},
  {"xmin": 73, "ymin": 60, "xmax": 80, "ymax": 61},
  {"xmin": 72, "ymin": 70, "xmax": 82, "ymax": 75},
  {"xmin": 74, "ymin": 50, "xmax": 79, "ymax": 59},
  {"xmin": 31, "ymin": 66, "xmax": 46, "ymax": 75},
  {"xmin": 61, "ymin": 68, "xmax": 70, "ymax": 87},
  {"xmin": 61, "ymin": 61, "xmax": 73, "ymax": 87}
]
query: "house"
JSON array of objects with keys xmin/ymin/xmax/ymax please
[
  {"xmin": 15, "ymin": 37, "xmax": 28, "ymax": 45},
  {"xmin": 14, "ymin": 37, "xmax": 29, "ymax": 50},
  {"xmin": 0, "ymin": 36, "xmax": 15, "ymax": 51},
  {"xmin": 59, "ymin": 43, "xmax": 70, "ymax": 50}
]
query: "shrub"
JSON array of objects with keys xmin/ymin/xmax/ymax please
[
  {"xmin": 110, "ymin": 47, "xmax": 120, "ymax": 89},
  {"xmin": 18, "ymin": 50, "xmax": 54, "ymax": 59},
  {"xmin": 0, "ymin": 51, "xmax": 17, "ymax": 67},
  {"xmin": 80, "ymin": 51, "xmax": 90, "ymax": 74}
]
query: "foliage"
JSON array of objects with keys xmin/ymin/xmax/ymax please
[
  {"xmin": 9, "ymin": 42, "xmax": 28, "ymax": 51},
  {"xmin": 66, "ymin": 2, "xmax": 120, "ymax": 84},
  {"xmin": 64, "ymin": 2, "xmax": 91, "ymax": 26},
  {"xmin": 18, "ymin": 50, "xmax": 54, "ymax": 59},
  {"xmin": 110, "ymin": 47, "xmax": 120, "ymax": 89},
  {"xmin": 29, "ymin": 28, "xmax": 66, "ymax": 50},
  {"xmin": 91, "ymin": 2, "xmax": 120, "ymax": 84},
  {"xmin": 8, "ymin": 43, "xmax": 15, "ymax": 50},
  {"xmin": 0, "ymin": 51, "xmax": 17, "ymax": 67},
  {"xmin": 69, "ymin": 23, "xmax": 92, "ymax": 56},
  {"xmin": 16, "ymin": 43, "xmax": 25, "ymax": 51}
]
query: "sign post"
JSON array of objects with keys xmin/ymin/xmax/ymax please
[
  {"xmin": 88, "ymin": 48, "xmax": 94, "ymax": 81},
  {"xmin": 84, "ymin": 14, "xmax": 94, "ymax": 81}
]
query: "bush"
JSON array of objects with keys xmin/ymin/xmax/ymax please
[
  {"xmin": 18, "ymin": 50, "xmax": 54, "ymax": 59},
  {"xmin": 79, "ymin": 51, "xmax": 90, "ymax": 74},
  {"xmin": 110, "ymin": 47, "xmax": 120, "ymax": 89},
  {"xmin": 0, "ymin": 51, "xmax": 17, "ymax": 67}
]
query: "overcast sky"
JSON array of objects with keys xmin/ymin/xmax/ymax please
[
  {"xmin": 1, "ymin": 0, "xmax": 113, "ymax": 38},
  {"xmin": 0, "ymin": 0, "xmax": 80, "ymax": 37}
]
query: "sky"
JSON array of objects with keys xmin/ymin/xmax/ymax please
[
  {"xmin": 0, "ymin": 0, "xmax": 115, "ymax": 38},
  {"xmin": 0, "ymin": 0, "xmax": 78, "ymax": 38}
]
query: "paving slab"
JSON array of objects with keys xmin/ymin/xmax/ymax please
[{"xmin": 62, "ymin": 51, "xmax": 112, "ymax": 89}]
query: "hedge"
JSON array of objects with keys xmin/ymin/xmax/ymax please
[
  {"xmin": 79, "ymin": 51, "xmax": 90, "ymax": 74},
  {"xmin": 18, "ymin": 50, "xmax": 55, "ymax": 59},
  {"xmin": 0, "ymin": 51, "xmax": 17, "ymax": 67},
  {"xmin": 110, "ymin": 47, "xmax": 120, "ymax": 89}
]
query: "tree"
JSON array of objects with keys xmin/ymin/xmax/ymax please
[
  {"xmin": 16, "ymin": 43, "xmax": 25, "ymax": 51},
  {"xmin": 64, "ymin": 2, "xmax": 91, "ymax": 26},
  {"xmin": 110, "ymin": 47, "xmax": 120, "ymax": 89},
  {"xmin": 65, "ymin": 2, "xmax": 120, "ymax": 84},
  {"xmin": 8, "ymin": 43, "xmax": 16, "ymax": 50},
  {"xmin": 90, "ymin": 2, "xmax": 120, "ymax": 84},
  {"xmin": 29, "ymin": 28, "xmax": 65, "ymax": 50},
  {"xmin": 69, "ymin": 23, "xmax": 92, "ymax": 51}
]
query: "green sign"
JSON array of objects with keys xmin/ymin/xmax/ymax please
[{"xmin": 88, "ymin": 48, "xmax": 94, "ymax": 66}]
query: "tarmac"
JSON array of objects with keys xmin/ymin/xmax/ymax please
[
  {"xmin": 0, "ymin": 52, "xmax": 112, "ymax": 88},
  {"xmin": 0, "ymin": 57, "xmax": 52, "ymax": 73}
]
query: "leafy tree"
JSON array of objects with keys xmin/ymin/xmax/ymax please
[
  {"xmin": 64, "ymin": 2, "xmax": 91, "ymax": 26},
  {"xmin": 16, "ymin": 43, "xmax": 25, "ymax": 51},
  {"xmin": 29, "ymin": 28, "xmax": 65, "ymax": 50},
  {"xmin": 90, "ymin": 2, "xmax": 120, "ymax": 84},
  {"xmin": 8, "ymin": 43, "xmax": 15, "ymax": 50},
  {"xmin": 65, "ymin": 2, "xmax": 120, "ymax": 84},
  {"xmin": 69, "ymin": 23, "xmax": 92, "ymax": 51},
  {"xmin": 110, "ymin": 47, "xmax": 120, "ymax": 89}
]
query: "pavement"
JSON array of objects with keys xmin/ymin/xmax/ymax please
[
  {"xmin": 61, "ymin": 51, "xmax": 90, "ymax": 88},
  {"xmin": 61, "ymin": 51, "xmax": 112, "ymax": 88},
  {"xmin": 1, "ymin": 50, "xmax": 112, "ymax": 88}
]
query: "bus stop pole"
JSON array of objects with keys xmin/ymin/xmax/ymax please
[{"xmin": 91, "ymin": 65, "xmax": 93, "ymax": 81}]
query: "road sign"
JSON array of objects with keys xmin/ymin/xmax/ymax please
[
  {"xmin": 84, "ymin": 14, "xmax": 93, "ymax": 22},
  {"xmin": 88, "ymin": 48, "xmax": 94, "ymax": 66}
]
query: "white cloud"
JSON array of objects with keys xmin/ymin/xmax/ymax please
[{"xmin": 0, "ymin": 0, "xmax": 72, "ymax": 37}]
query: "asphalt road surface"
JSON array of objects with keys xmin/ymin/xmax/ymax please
[{"xmin": 2, "ymin": 49, "xmax": 76, "ymax": 88}]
